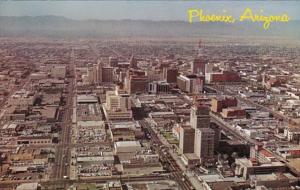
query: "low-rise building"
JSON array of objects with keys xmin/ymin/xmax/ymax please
[{"xmin": 235, "ymin": 158, "xmax": 286, "ymax": 179}]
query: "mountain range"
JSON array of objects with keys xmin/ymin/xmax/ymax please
[{"xmin": 0, "ymin": 16, "xmax": 299, "ymax": 40}]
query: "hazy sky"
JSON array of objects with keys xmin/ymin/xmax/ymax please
[{"xmin": 0, "ymin": 1, "xmax": 299, "ymax": 21}]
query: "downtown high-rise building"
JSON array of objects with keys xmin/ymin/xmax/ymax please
[
  {"xmin": 191, "ymin": 57, "xmax": 207, "ymax": 75},
  {"xmin": 194, "ymin": 128, "xmax": 215, "ymax": 165},
  {"xmin": 102, "ymin": 66, "xmax": 114, "ymax": 83},
  {"xmin": 176, "ymin": 75, "xmax": 204, "ymax": 94},
  {"xmin": 163, "ymin": 67, "xmax": 178, "ymax": 83},
  {"xmin": 129, "ymin": 55, "xmax": 138, "ymax": 68},
  {"xmin": 125, "ymin": 70, "xmax": 148, "ymax": 94},
  {"xmin": 191, "ymin": 40, "xmax": 208, "ymax": 75},
  {"xmin": 88, "ymin": 61, "xmax": 114, "ymax": 84},
  {"xmin": 109, "ymin": 56, "xmax": 119, "ymax": 67},
  {"xmin": 190, "ymin": 104, "xmax": 210, "ymax": 129},
  {"xmin": 179, "ymin": 125, "xmax": 195, "ymax": 154}
]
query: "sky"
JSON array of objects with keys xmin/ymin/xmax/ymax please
[{"xmin": 0, "ymin": 1, "xmax": 299, "ymax": 21}]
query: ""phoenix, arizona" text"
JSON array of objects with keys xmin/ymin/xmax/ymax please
[{"xmin": 188, "ymin": 8, "xmax": 290, "ymax": 30}]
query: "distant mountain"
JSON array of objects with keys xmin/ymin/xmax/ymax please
[{"xmin": 0, "ymin": 16, "xmax": 299, "ymax": 40}]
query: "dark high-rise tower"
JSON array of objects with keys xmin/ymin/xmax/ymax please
[{"xmin": 191, "ymin": 40, "xmax": 208, "ymax": 75}]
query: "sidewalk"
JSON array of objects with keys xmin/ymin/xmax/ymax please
[
  {"xmin": 70, "ymin": 148, "xmax": 77, "ymax": 180},
  {"xmin": 152, "ymin": 126, "xmax": 204, "ymax": 190}
]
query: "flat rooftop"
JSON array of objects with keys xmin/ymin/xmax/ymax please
[
  {"xmin": 111, "ymin": 121, "xmax": 140, "ymax": 129},
  {"xmin": 77, "ymin": 94, "xmax": 98, "ymax": 103},
  {"xmin": 115, "ymin": 141, "xmax": 141, "ymax": 148}
]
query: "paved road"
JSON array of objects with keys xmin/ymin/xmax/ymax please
[
  {"xmin": 0, "ymin": 175, "xmax": 167, "ymax": 189},
  {"xmin": 140, "ymin": 119, "xmax": 196, "ymax": 190},
  {"xmin": 52, "ymin": 48, "xmax": 75, "ymax": 182},
  {"xmin": 210, "ymin": 112, "xmax": 259, "ymax": 146},
  {"xmin": 206, "ymin": 84, "xmax": 300, "ymax": 177},
  {"xmin": 89, "ymin": 42, "xmax": 129, "ymax": 63},
  {"xmin": 207, "ymin": 85, "xmax": 296, "ymax": 124}
]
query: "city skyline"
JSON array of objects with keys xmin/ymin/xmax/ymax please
[{"xmin": 0, "ymin": 1, "xmax": 300, "ymax": 190}]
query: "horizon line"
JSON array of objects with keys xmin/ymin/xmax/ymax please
[{"xmin": 1, "ymin": 15, "xmax": 300, "ymax": 22}]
